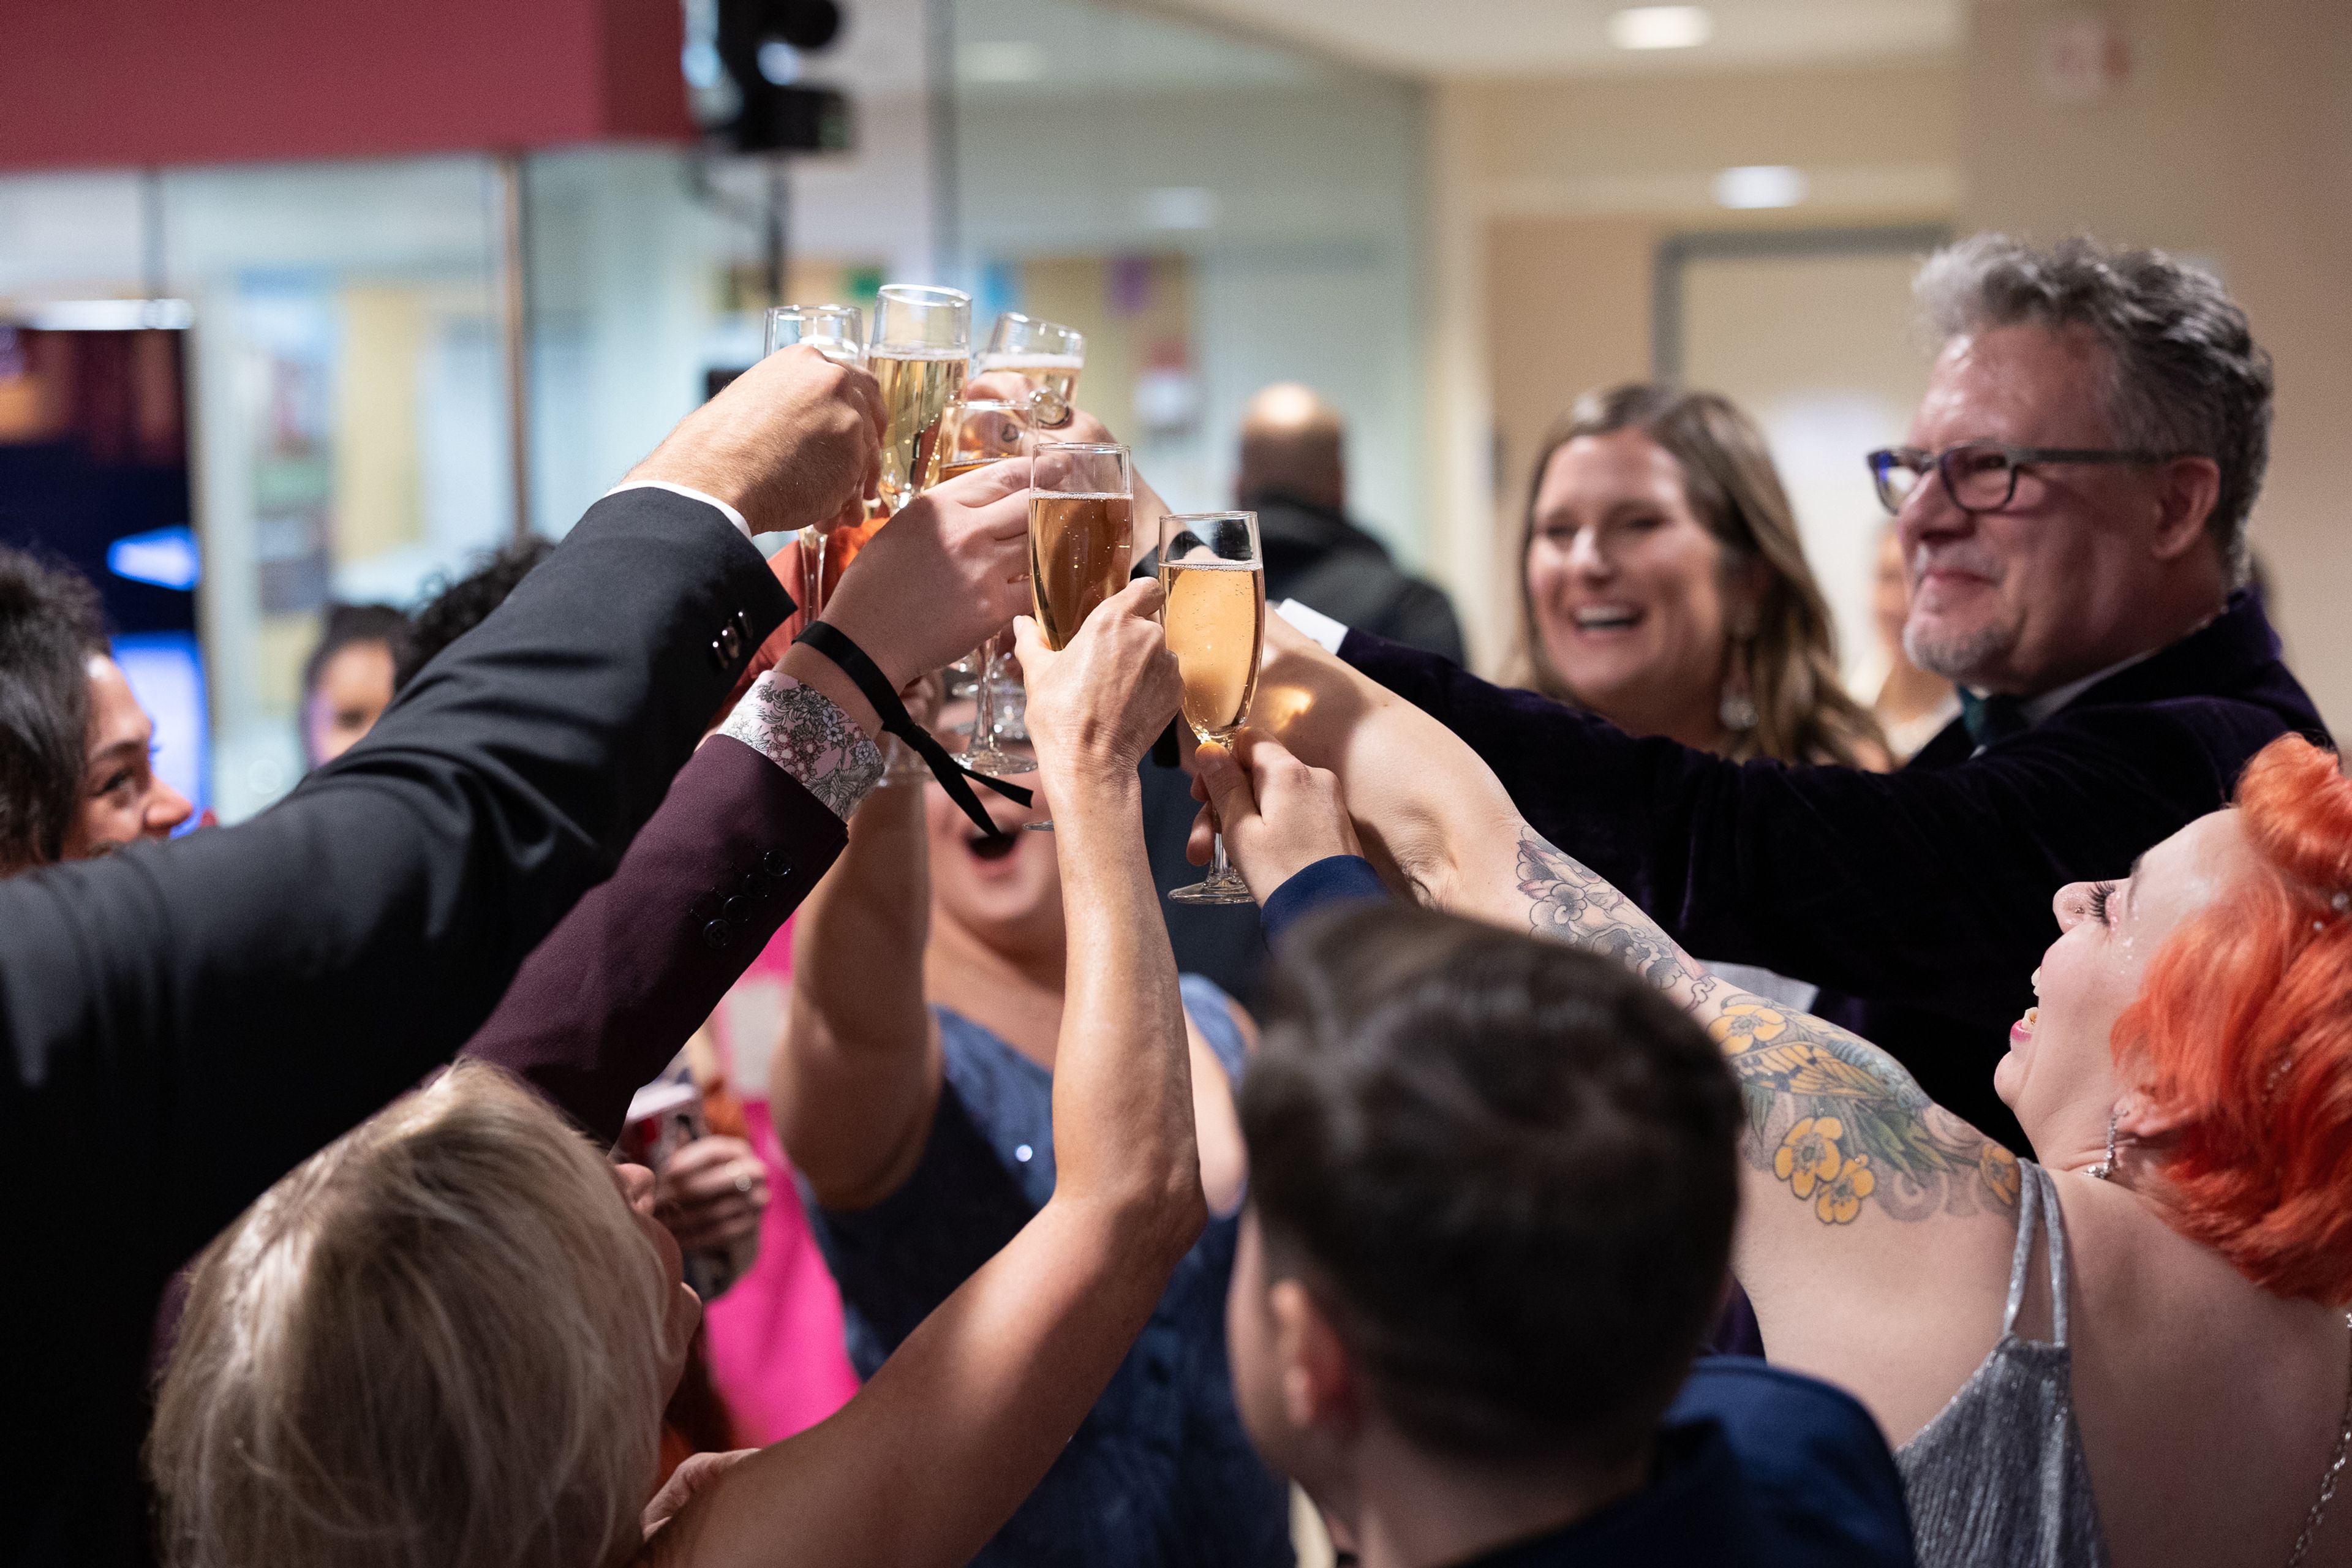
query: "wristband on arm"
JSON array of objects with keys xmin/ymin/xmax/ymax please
[{"xmin": 793, "ymin": 620, "xmax": 1033, "ymax": 839}]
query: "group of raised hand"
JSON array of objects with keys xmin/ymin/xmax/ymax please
[{"xmin": 623, "ymin": 340, "xmax": 1360, "ymax": 873}]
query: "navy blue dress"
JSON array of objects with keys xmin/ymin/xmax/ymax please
[{"xmin": 805, "ymin": 975, "xmax": 1294, "ymax": 1568}]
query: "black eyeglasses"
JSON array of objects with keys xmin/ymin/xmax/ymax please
[{"xmin": 1866, "ymin": 441, "xmax": 2177, "ymax": 516}]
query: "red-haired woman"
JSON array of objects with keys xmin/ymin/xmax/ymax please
[{"xmin": 1226, "ymin": 624, "xmax": 2352, "ymax": 1568}]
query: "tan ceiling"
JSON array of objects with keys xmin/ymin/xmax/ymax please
[{"xmin": 1131, "ymin": 0, "xmax": 1959, "ymax": 79}]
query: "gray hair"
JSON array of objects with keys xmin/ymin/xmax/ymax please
[
  {"xmin": 1914, "ymin": 233, "xmax": 2273, "ymax": 581},
  {"xmin": 148, "ymin": 1061, "xmax": 671, "ymax": 1568}
]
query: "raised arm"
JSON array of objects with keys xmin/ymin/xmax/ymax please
[
  {"xmin": 1245, "ymin": 620, "xmax": 2023, "ymax": 1441},
  {"xmin": 769, "ymin": 718, "xmax": 941, "ymax": 1208},
  {"xmin": 644, "ymin": 578, "xmax": 1205, "ymax": 1568},
  {"xmin": 1336, "ymin": 628, "xmax": 2214, "ymax": 1029}
]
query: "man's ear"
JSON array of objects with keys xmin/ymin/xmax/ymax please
[
  {"xmin": 1270, "ymin": 1278, "xmax": 1361, "ymax": 1435},
  {"xmin": 2148, "ymin": 455, "xmax": 2223, "ymax": 565}
]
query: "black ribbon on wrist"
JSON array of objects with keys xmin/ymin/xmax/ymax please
[{"xmin": 794, "ymin": 620, "xmax": 1033, "ymax": 837}]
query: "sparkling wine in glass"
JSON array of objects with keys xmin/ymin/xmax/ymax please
[
  {"xmin": 865, "ymin": 286, "xmax": 972, "ymax": 782},
  {"xmin": 872, "ymin": 285, "xmax": 971, "ymax": 514},
  {"xmin": 1158, "ymin": 511, "xmax": 1264, "ymax": 904},
  {"xmin": 935, "ymin": 399, "xmax": 1031, "ymax": 775},
  {"xmin": 979, "ymin": 313, "xmax": 1085, "ymax": 429},
  {"xmin": 1024, "ymin": 442, "xmax": 1134, "ymax": 831}
]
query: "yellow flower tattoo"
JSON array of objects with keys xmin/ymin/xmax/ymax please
[
  {"xmin": 1773, "ymin": 1115, "xmax": 1845, "ymax": 1198},
  {"xmin": 1815, "ymin": 1155, "xmax": 1876, "ymax": 1224},
  {"xmin": 1711, "ymin": 1001, "xmax": 1790, "ymax": 1057},
  {"xmin": 1978, "ymin": 1142, "xmax": 2021, "ymax": 1208}
]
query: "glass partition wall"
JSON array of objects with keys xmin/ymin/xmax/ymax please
[{"xmin": 0, "ymin": 0, "xmax": 1425, "ymax": 821}]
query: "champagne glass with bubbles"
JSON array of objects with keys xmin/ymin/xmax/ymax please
[
  {"xmin": 1159, "ymin": 511, "xmax": 1264, "ymax": 903},
  {"xmin": 865, "ymin": 285, "xmax": 971, "ymax": 782},
  {"xmin": 935, "ymin": 398, "xmax": 1031, "ymax": 775},
  {"xmin": 872, "ymin": 285, "xmax": 971, "ymax": 514},
  {"xmin": 1023, "ymin": 442, "xmax": 1134, "ymax": 831},
  {"xmin": 979, "ymin": 313, "xmax": 1084, "ymax": 429}
]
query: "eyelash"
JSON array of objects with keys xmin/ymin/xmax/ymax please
[{"xmin": 2088, "ymin": 881, "xmax": 2117, "ymax": 924}]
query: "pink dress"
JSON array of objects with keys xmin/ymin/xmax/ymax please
[{"xmin": 698, "ymin": 917, "xmax": 862, "ymax": 1441}]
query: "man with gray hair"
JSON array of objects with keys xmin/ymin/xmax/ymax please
[{"xmin": 1329, "ymin": 234, "xmax": 2323, "ymax": 1152}]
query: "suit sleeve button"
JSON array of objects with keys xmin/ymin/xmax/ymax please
[
  {"xmin": 701, "ymin": 919, "xmax": 731, "ymax": 951},
  {"xmin": 741, "ymin": 870, "xmax": 770, "ymax": 900},
  {"xmin": 718, "ymin": 624, "xmax": 744, "ymax": 662},
  {"xmin": 763, "ymin": 850, "xmax": 792, "ymax": 876},
  {"xmin": 722, "ymin": 896, "xmax": 751, "ymax": 923}
]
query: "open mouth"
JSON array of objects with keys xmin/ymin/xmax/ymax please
[
  {"xmin": 967, "ymin": 831, "xmax": 1019, "ymax": 862},
  {"xmin": 1570, "ymin": 605, "xmax": 1643, "ymax": 633},
  {"xmin": 2008, "ymin": 1006, "xmax": 2038, "ymax": 1048}
]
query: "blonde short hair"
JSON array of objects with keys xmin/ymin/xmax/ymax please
[{"xmin": 148, "ymin": 1061, "xmax": 671, "ymax": 1568}]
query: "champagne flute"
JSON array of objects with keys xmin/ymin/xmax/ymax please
[
  {"xmin": 872, "ymin": 284, "xmax": 971, "ymax": 514},
  {"xmin": 934, "ymin": 398, "xmax": 1031, "ymax": 775},
  {"xmin": 1024, "ymin": 441, "xmax": 1134, "ymax": 831},
  {"xmin": 979, "ymin": 313, "xmax": 1085, "ymax": 429},
  {"xmin": 763, "ymin": 304, "xmax": 865, "ymax": 619},
  {"xmin": 865, "ymin": 285, "xmax": 971, "ymax": 782},
  {"xmin": 1158, "ymin": 512, "xmax": 1264, "ymax": 903}
]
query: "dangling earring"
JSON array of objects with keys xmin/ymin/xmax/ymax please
[
  {"xmin": 1719, "ymin": 639, "xmax": 1759, "ymax": 732},
  {"xmin": 2089, "ymin": 1112, "xmax": 2119, "ymax": 1180}
]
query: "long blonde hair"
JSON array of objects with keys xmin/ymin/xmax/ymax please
[
  {"xmin": 1514, "ymin": 384, "xmax": 1885, "ymax": 768},
  {"xmin": 148, "ymin": 1061, "xmax": 673, "ymax": 1568}
]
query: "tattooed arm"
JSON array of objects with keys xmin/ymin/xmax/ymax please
[{"xmin": 1250, "ymin": 616, "xmax": 2024, "ymax": 1438}]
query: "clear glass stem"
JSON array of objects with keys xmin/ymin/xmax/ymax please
[{"xmin": 974, "ymin": 633, "xmax": 1001, "ymax": 756}]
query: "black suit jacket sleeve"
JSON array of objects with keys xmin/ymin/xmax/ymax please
[
  {"xmin": 2, "ymin": 488, "xmax": 793, "ymax": 1281},
  {"xmin": 1340, "ymin": 628, "xmax": 2256, "ymax": 1023},
  {"xmin": 465, "ymin": 733, "xmax": 849, "ymax": 1147}
]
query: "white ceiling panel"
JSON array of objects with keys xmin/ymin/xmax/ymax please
[{"xmin": 1129, "ymin": 0, "xmax": 1959, "ymax": 79}]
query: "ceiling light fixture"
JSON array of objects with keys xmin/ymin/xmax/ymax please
[
  {"xmin": 1713, "ymin": 165, "xmax": 1809, "ymax": 209},
  {"xmin": 1608, "ymin": 6, "xmax": 1714, "ymax": 51}
]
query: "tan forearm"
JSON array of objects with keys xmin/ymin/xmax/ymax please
[
  {"xmin": 1041, "ymin": 769, "xmax": 1202, "ymax": 1219},
  {"xmin": 774, "ymin": 779, "xmax": 938, "ymax": 1200}
]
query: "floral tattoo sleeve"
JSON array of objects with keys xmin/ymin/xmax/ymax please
[
  {"xmin": 719, "ymin": 670, "xmax": 885, "ymax": 821},
  {"xmin": 1513, "ymin": 826, "xmax": 2019, "ymax": 1226}
]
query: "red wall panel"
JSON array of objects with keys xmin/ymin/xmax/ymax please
[{"xmin": 0, "ymin": 0, "xmax": 690, "ymax": 171}]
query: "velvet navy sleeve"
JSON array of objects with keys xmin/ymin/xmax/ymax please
[{"xmin": 1260, "ymin": 854, "xmax": 1391, "ymax": 947}]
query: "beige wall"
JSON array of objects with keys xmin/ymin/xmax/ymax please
[
  {"xmin": 1428, "ymin": 57, "xmax": 1960, "ymax": 673},
  {"xmin": 1959, "ymin": 0, "xmax": 2352, "ymax": 732}
]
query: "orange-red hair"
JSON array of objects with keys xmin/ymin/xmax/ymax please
[{"xmin": 2113, "ymin": 734, "xmax": 2352, "ymax": 1305}]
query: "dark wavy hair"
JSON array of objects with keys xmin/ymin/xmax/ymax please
[
  {"xmin": 303, "ymin": 603, "xmax": 409, "ymax": 700},
  {"xmin": 1243, "ymin": 902, "xmax": 1741, "ymax": 1463},
  {"xmin": 0, "ymin": 548, "xmax": 108, "ymax": 872},
  {"xmin": 394, "ymin": 539, "xmax": 556, "ymax": 693},
  {"xmin": 1514, "ymin": 384, "xmax": 1885, "ymax": 768}
]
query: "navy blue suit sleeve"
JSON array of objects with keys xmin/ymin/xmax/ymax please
[
  {"xmin": 1671, "ymin": 1359, "xmax": 1917, "ymax": 1567},
  {"xmin": 1261, "ymin": 854, "xmax": 1391, "ymax": 946}
]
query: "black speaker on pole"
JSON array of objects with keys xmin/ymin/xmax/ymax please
[{"xmin": 712, "ymin": 0, "xmax": 854, "ymax": 154}]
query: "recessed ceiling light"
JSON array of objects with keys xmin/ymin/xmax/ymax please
[
  {"xmin": 1608, "ymin": 6, "xmax": 1714, "ymax": 50},
  {"xmin": 1713, "ymin": 165, "xmax": 1809, "ymax": 209}
]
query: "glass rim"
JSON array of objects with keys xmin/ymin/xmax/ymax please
[
  {"xmin": 951, "ymin": 398, "xmax": 1026, "ymax": 413},
  {"xmin": 765, "ymin": 302, "xmax": 862, "ymax": 318},
  {"xmin": 1161, "ymin": 510, "xmax": 1257, "ymax": 522},
  {"xmin": 876, "ymin": 283, "xmax": 971, "ymax": 306},
  {"xmin": 1030, "ymin": 440, "xmax": 1128, "ymax": 456}
]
